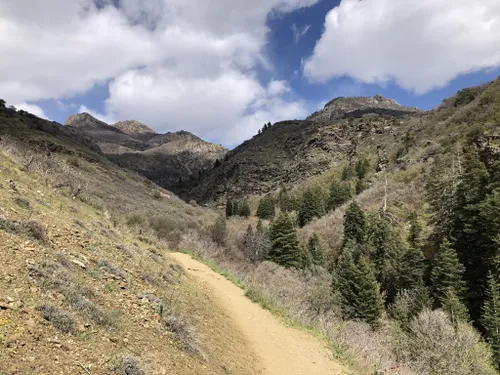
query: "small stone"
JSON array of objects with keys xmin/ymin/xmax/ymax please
[
  {"xmin": 71, "ymin": 259, "xmax": 86, "ymax": 269},
  {"xmin": 123, "ymin": 338, "xmax": 129, "ymax": 344}
]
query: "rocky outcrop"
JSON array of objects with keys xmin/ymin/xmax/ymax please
[{"xmin": 308, "ymin": 95, "xmax": 421, "ymax": 122}]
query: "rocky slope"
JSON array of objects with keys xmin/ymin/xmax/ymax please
[
  {"xmin": 64, "ymin": 113, "xmax": 227, "ymax": 194},
  {"xmin": 188, "ymin": 84, "xmax": 500, "ymax": 203},
  {"xmin": 0, "ymin": 106, "xmax": 263, "ymax": 375}
]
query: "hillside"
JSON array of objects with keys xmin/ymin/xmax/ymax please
[
  {"xmin": 65, "ymin": 113, "xmax": 227, "ymax": 194},
  {"xmin": 189, "ymin": 85, "xmax": 499, "ymax": 204}
]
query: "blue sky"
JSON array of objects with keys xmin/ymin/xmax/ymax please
[{"xmin": 2, "ymin": 0, "xmax": 500, "ymax": 146}]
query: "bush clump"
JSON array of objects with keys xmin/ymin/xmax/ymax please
[
  {"xmin": 162, "ymin": 314, "xmax": 203, "ymax": 357},
  {"xmin": 37, "ymin": 304, "xmax": 77, "ymax": 334},
  {"xmin": 110, "ymin": 355, "xmax": 145, "ymax": 375}
]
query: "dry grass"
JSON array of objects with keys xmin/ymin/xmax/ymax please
[{"xmin": 162, "ymin": 314, "xmax": 204, "ymax": 358}]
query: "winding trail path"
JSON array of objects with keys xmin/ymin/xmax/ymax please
[{"xmin": 171, "ymin": 253, "xmax": 346, "ymax": 375}]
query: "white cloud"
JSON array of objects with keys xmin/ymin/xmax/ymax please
[
  {"xmin": 15, "ymin": 103, "xmax": 48, "ymax": 119},
  {"xmin": 292, "ymin": 23, "xmax": 311, "ymax": 43},
  {"xmin": 304, "ymin": 0, "xmax": 500, "ymax": 94},
  {"xmin": 0, "ymin": 0, "xmax": 319, "ymax": 144}
]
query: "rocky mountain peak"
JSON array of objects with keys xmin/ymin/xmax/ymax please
[
  {"xmin": 113, "ymin": 120, "xmax": 157, "ymax": 136},
  {"xmin": 308, "ymin": 95, "xmax": 421, "ymax": 122},
  {"xmin": 64, "ymin": 112, "xmax": 110, "ymax": 130}
]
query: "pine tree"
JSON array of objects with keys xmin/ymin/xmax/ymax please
[
  {"xmin": 341, "ymin": 164, "xmax": 355, "ymax": 181},
  {"xmin": 408, "ymin": 212, "xmax": 423, "ymax": 250},
  {"xmin": 355, "ymin": 157, "xmax": 370, "ymax": 180},
  {"xmin": 343, "ymin": 201, "xmax": 366, "ymax": 246},
  {"xmin": 214, "ymin": 159, "xmax": 221, "ymax": 168},
  {"xmin": 301, "ymin": 244, "xmax": 313, "ymax": 269},
  {"xmin": 211, "ymin": 214, "xmax": 227, "ymax": 246},
  {"xmin": 257, "ymin": 196, "xmax": 276, "ymax": 219},
  {"xmin": 308, "ymin": 234, "xmax": 325, "ymax": 266},
  {"xmin": 256, "ymin": 219, "xmax": 264, "ymax": 234},
  {"xmin": 328, "ymin": 180, "xmax": 351, "ymax": 211},
  {"xmin": 298, "ymin": 187, "xmax": 324, "ymax": 227},
  {"xmin": 430, "ymin": 239, "xmax": 467, "ymax": 307},
  {"xmin": 355, "ymin": 178, "xmax": 366, "ymax": 194},
  {"xmin": 239, "ymin": 200, "xmax": 251, "ymax": 218},
  {"xmin": 483, "ymin": 272, "xmax": 500, "ymax": 369},
  {"xmin": 225, "ymin": 200, "xmax": 234, "ymax": 218},
  {"xmin": 334, "ymin": 250, "xmax": 383, "ymax": 326},
  {"xmin": 267, "ymin": 213, "xmax": 302, "ymax": 269},
  {"xmin": 441, "ymin": 288, "xmax": 470, "ymax": 325}
]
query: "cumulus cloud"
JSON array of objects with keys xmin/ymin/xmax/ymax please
[
  {"xmin": 304, "ymin": 0, "xmax": 500, "ymax": 93},
  {"xmin": 15, "ymin": 103, "xmax": 48, "ymax": 119},
  {"xmin": 0, "ymin": 0, "xmax": 319, "ymax": 144}
]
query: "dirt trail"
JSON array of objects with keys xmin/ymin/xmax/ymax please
[{"xmin": 171, "ymin": 253, "xmax": 346, "ymax": 375}]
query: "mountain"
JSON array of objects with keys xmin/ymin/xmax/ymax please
[
  {"xmin": 64, "ymin": 113, "xmax": 227, "ymax": 194},
  {"xmin": 188, "ymin": 95, "xmax": 424, "ymax": 202},
  {"xmin": 188, "ymin": 85, "xmax": 500, "ymax": 204},
  {"xmin": 113, "ymin": 119, "xmax": 156, "ymax": 136}
]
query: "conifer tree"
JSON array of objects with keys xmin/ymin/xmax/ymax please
[
  {"xmin": 334, "ymin": 250, "xmax": 383, "ymax": 326},
  {"xmin": 239, "ymin": 200, "xmax": 251, "ymax": 218},
  {"xmin": 328, "ymin": 180, "xmax": 351, "ymax": 211},
  {"xmin": 441, "ymin": 288, "xmax": 470, "ymax": 325},
  {"xmin": 256, "ymin": 219, "xmax": 264, "ymax": 234},
  {"xmin": 301, "ymin": 244, "xmax": 313, "ymax": 269},
  {"xmin": 355, "ymin": 157, "xmax": 370, "ymax": 180},
  {"xmin": 308, "ymin": 234, "xmax": 325, "ymax": 266},
  {"xmin": 225, "ymin": 200, "xmax": 234, "ymax": 218},
  {"xmin": 343, "ymin": 201, "xmax": 366, "ymax": 246},
  {"xmin": 256, "ymin": 196, "xmax": 276, "ymax": 219},
  {"xmin": 408, "ymin": 212, "xmax": 423, "ymax": 250},
  {"xmin": 341, "ymin": 164, "xmax": 354, "ymax": 181},
  {"xmin": 430, "ymin": 239, "xmax": 467, "ymax": 306},
  {"xmin": 267, "ymin": 213, "xmax": 302, "ymax": 269},
  {"xmin": 298, "ymin": 187, "xmax": 324, "ymax": 227},
  {"xmin": 355, "ymin": 178, "xmax": 366, "ymax": 194},
  {"xmin": 483, "ymin": 272, "xmax": 500, "ymax": 369},
  {"xmin": 211, "ymin": 214, "xmax": 227, "ymax": 246}
]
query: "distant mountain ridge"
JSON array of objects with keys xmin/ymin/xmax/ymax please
[{"xmin": 64, "ymin": 113, "xmax": 227, "ymax": 194}]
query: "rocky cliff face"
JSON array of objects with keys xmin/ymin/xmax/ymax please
[
  {"xmin": 308, "ymin": 95, "xmax": 421, "ymax": 122},
  {"xmin": 113, "ymin": 120, "xmax": 157, "ymax": 136},
  {"xmin": 65, "ymin": 113, "xmax": 227, "ymax": 194}
]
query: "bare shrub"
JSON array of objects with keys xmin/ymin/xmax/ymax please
[
  {"xmin": 14, "ymin": 197, "xmax": 30, "ymax": 209},
  {"xmin": 37, "ymin": 304, "xmax": 77, "ymax": 334},
  {"xmin": 162, "ymin": 314, "xmax": 203, "ymax": 357},
  {"xmin": 98, "ymin": 259, "xmax": 127, "ymax": 280},
  {"xmin": 110, "ymin": 355, "xmax": 145, "ymax": 375},
  {"xmin": 394, "ymin": 309, "xmax": 496, "ymax": 375},
  {"xmin": 25, "ymin": 220, "xmax": 48, "ymax": 242},
  {"xmin": 65, "ymin": 289, "xmax": 114, "ymax": 327},
  {"xmin": 126, "ymin": 213, "xmax": 146, "ymax": 228}
]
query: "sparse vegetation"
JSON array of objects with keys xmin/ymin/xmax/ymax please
[
  {"xmin": 37, "ymin": 304, "xmax": 78, "ymax": 334},
  {"xmin": 162, "ymin": 314, "xmax": 203, "ymax": 357}
]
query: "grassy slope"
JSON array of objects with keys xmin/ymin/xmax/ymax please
[{"xmin": 0, "ymin": 111, "xmax": 257, "ymax": 375}]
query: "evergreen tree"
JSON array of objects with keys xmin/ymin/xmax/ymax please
[
  {"xmin": 225, "ymin": 200, "xmax": 234, "ymax": 218},
  {"xmin": 239, "ymin": 200, "xmax": 251, "ymax": 218},
  {"xmin": 214, "ymin": 159, "xmax": 221, "ymax": 168},
  {"xmin": 365, "ymin": 213, "xmax": 406, "ymax": 304},
  {"xmin": 256, "ymin": 196, "xmax": 276, "ymax": 219},
  {"xmin": 355, "ymin": 157, "xmax": 370, "ymax": 180},
  {"xmin": 334, "ymin": 250, "xmax": 383, "ymax": 326},
  {"xmin": 279, "ymin": 188, "xmax": 297, "ymax": 212},
  {"xmin": 343, "ymin": 201, "xmax": 366, "ymax": 246},
  {"xmin": 441, "ymin": 288, "xmax": 470, "ymax": 325},
  {"xmin": 355, "ymin": 178, "xmax": 366, "ymax": 194},
  {"xmin": 483, "ymin": 272, "xmax": 500, "ymax": 369},
  {"xmin": 430, "ymin": 239, "xmax": 467, "ymax": 307},
  {"xmin": 341, "ymin": 164, "xmax": 355, "ymax": 181},
  {"xmin": 267, "ymin": 213, "xmax": 302, "ymax": 269},
  {"xmin": 301, "ymin": 244, "xmax": 313, "ymax": 269},
  {"xmin": 308, "ymin": 234, "xmax": 325, "ymax": 266},
  {"xmin": 211, "ymin": 214, "xmax": 227, "ymax": 246},
  {"xmin": 408, "ymin": 212, "xmax": 423, "ymax": 250},
  {"xmin": 328, "ymin": 180, "xmax": 351, "ymax": 211},
  {"xmin": 298, "ymin": 187, "xmax": 324, "ymax": 227}
]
